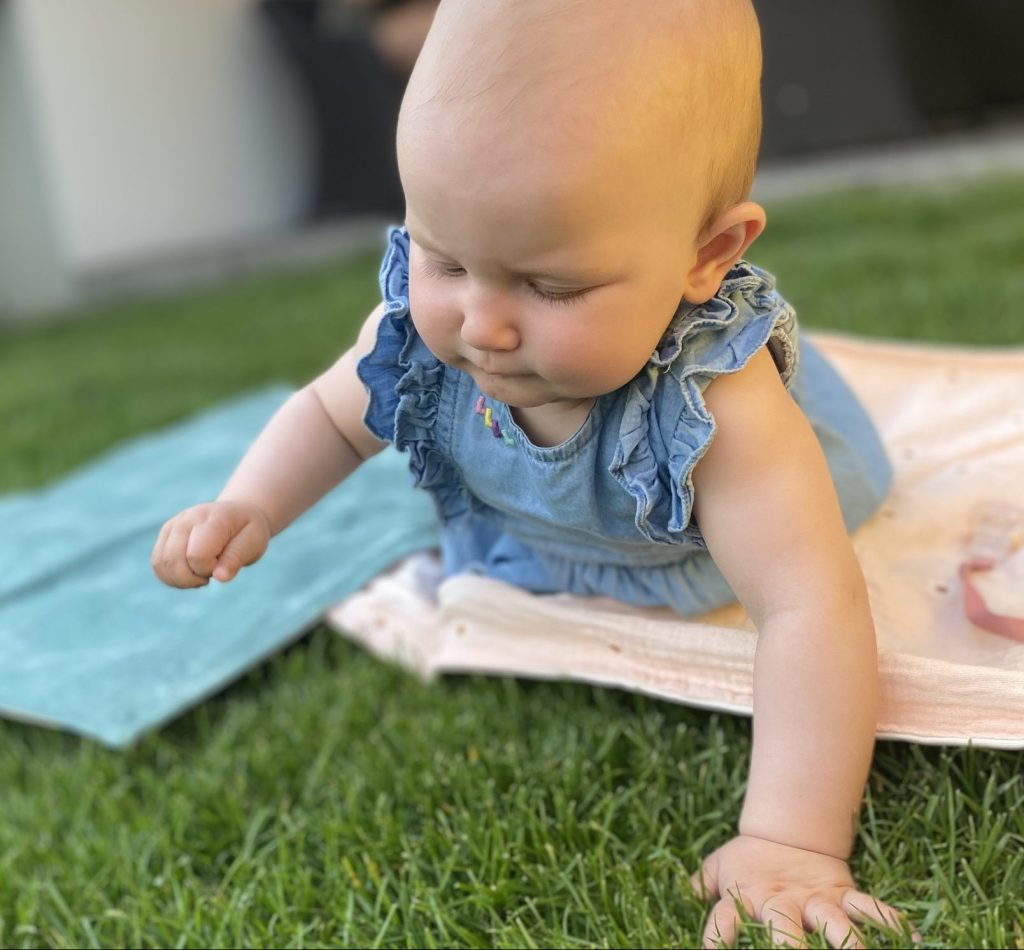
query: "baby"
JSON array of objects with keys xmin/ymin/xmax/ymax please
[{"xmin": 152, "ymin": 1, "xmax": 917, "ymax": 945}]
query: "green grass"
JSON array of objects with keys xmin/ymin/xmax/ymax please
[{"xmin": 2, "ymin": 176, "xmax": 1024, "ymax": 948}]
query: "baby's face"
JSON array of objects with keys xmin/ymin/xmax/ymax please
[
  {"xmin": 401, "ymin": 130, "xmax": 703, "ymax": 410},
  {"xmin": 395, "ymin": 0, "xmax": 762, "ymax": 411}
]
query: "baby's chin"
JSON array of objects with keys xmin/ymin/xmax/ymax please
[
  {"xmin": 471, "ymin": 370, "xmax": 540, "ymax": 405},
  {"xmin": 472, "ymin": 371, "xmax": 597, "ymax": 411}
]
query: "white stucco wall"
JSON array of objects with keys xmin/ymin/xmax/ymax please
[
  {"xmin": 3, "ymin": 0, "xmax": 313, "ymax": 309},
  {"xmin": 0, "ymin": 3, "xmax": 71, "ymax": 314}
]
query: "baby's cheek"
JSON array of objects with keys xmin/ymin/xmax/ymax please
[
  {"xmin": 543, "ymin": 333, "xmax": 633, "ymax": 395},
  {"xmin": 408, "ymin": 283, "xmax": 459, "ymax": 361}
]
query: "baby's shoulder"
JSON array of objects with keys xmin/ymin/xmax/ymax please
[
  {"xmin": 691, "ymin": 346, "xmax": 814, "ymax": 508},
  {"xmin": 700, "ymin": 345, "xmax": 795, "ymax": 430}
]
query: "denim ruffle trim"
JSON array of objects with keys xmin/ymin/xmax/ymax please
[
  {"xmin": 356, "ymin": 225, "xmax": 468, "ymax": 520},
  {"xmin": 608, "ymin": 261, "xmax": 799, "ymax": 547}
]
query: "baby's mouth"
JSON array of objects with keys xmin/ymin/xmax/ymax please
[{"xmin": 470, "ymin": 359, "xmax": 522, "ymax": 379}]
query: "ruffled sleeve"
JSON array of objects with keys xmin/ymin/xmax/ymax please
[
  {"xmin": 608, "ymin": 260, "xmax": 799, "ymax": 548},
  {"xmin": 356, "ymin": 226, "xmax": 468, "ymax": 520}
]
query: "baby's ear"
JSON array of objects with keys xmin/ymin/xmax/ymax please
[{"xmin": 683, "ymin": 202, "xmax": 767, "ymax": 304}]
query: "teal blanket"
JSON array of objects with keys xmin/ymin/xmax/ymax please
[{"xmin": 0, "ymin": 388, "xmax": 439, "ymax": 747}]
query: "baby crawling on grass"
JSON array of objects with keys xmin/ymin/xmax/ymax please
[{"xmin": 153, "ymin": 1, "xmax": 916, "ymax": 944}]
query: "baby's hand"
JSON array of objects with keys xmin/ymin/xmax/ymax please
[
  {"xmin": 689, "ymin": 834, "xmax": 918, "ymax": 948},
  {"xmin": 151, "ymin": 501, "xmax": 271, "ymax": 588}
]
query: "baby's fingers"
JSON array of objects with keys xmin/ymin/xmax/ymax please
[
  {"xmin": 840, "ymin": 891, "xmax": 920, "ymax": 945},
  {"xmin": 151, "ymin": 520, "xmax": 172, "ymax": 572},
  {"xmin": 156, "ymin": 520, "xmax": 209, "ymax": 588},
  {"xmin": 210, "ymin": 518, "xmax": 268, "ymax": 582},
  {"xmin": 702, "ymin": 889, "xmax": 754, "ymax": 949},
  {"xmin": 759, "ymin": 898, "xmax": 808, "ymax": 948},
  {"xmin": 689, "ymin": 857, "xmax": 720, "ymax": 902},
  {"xmin": 185, "ymin": 514, "xmax": 235, "ymax": 579},
  {"xmin": 802, "ymin": 900, "xmax": 864, "ymax": 949}
]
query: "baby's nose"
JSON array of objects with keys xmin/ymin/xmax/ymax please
[{"xmin": 460, "ymin": 302, "xmax": 520, "ymax": 352}]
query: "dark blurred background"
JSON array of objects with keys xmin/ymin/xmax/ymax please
[
  {"xmin": 757, "ymin": 0, "xmax": 1024, "ymax": 156},
  {"xmin": 2, "ymin": 0, "xmax": 1023, "ymax": 320},
  {"xmin": 265, "ymin": 0, "xmax": 1024, "ymax": 221}
]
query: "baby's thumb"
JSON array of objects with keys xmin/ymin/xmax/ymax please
[
  {"xmin": 213, "ymin": 520, "xmax": 268, "ymax": 582},
  {"xmin": 688, "ymin": 858, "xmax": 718, "ymax": 902}
]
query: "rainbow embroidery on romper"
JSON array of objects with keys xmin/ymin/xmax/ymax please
[{"xmin": 475, "ymin": 395, "xmax": 516, "ymax": 446}]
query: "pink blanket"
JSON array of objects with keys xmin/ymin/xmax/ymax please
[{"xmin": 328, "ymin": 333, "xmax": 1024, "ymax": 748}]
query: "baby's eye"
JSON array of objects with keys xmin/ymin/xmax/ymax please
[
  {"xmin": 420, "ymin": 257, "xmax": 590, "ymax": 307},
  {"xmin": 420, "ymin": 259, "xmax": 465, "ymax": 279},
  {"xmin": 527, "ymin": 285, "xmax": 590, "ymax": 307}
]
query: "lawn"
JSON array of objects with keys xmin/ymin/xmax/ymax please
[{"xmin": 1, "ymin": 176, "xmax": 1022, "ymax": 949}]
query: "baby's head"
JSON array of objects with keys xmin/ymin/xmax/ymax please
[{"xmin": 395, "ymin": 0, "xmax": 767, "ymax": 408}]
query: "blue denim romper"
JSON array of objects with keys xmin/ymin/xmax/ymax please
[{"xmin": 357, "ymin": 226, "xmax": 892, "ymax": 616}]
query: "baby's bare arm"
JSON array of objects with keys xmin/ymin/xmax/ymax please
[
  {"xmin": 152, "ymin": 304, "xmax": 388, "ymax": 588},
  {"xmin": 217, "ymin": 303, "xmax": 388, "ymax": 533},
  {"xmin": 688, "ymin": 349, "xmax": 911, "ymax": 947},
  {"xmin": 695, "ymin": 349, "xmax": 877, "ymax": 858}
]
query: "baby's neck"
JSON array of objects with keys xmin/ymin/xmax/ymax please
[{"xmin": 510, "ymin": 397, "xmax": 596, "ymax": 448}]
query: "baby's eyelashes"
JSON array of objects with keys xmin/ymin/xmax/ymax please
[{"xmin": 418, "ymin": 257, "xmax": 592, "ymax": 307}]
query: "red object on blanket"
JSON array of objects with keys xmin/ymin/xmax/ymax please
[
  {"xmin": 961, "ymin": 503, "xmax": 1024, "ymax": 643},
  {"xmin": 960, "ymin": 558, "xmax": 1024, "ymax": 643}
]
